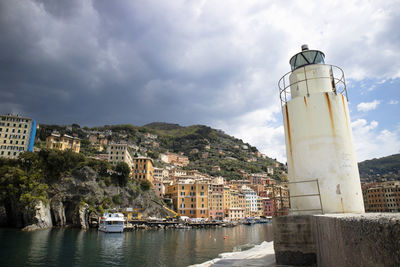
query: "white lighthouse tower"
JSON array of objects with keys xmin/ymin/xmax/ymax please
[{"xmin": 279, "ymin": 45, "xmax": 364, "ymax": 214}]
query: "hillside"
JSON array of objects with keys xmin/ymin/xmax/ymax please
[
  {"xmin": 36, "ymin": 122, "xmax": 286, "ymax": 181},
  {"xmin": 358, "ymin": 153, "xmax": 400, "ymax": 182},
  {"xmin": 0, "ymin": 150, "xmax": 171, "ymax": 230}
]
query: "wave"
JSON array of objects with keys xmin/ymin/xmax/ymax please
[{"xmin": 189, "ymin": 241, "xmax": 275, "ymax": 267}]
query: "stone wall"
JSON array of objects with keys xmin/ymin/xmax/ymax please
[
  {"xmin": 273, "ymin": 213, "xmax": 400, "ymax": 266},
  {"xmin": 314, "ymin": 213, "xmax": 400, "ymax": 267},
  {"xmin": 273, "ymin": 215, "xmax": 316, "ymax": 266}
]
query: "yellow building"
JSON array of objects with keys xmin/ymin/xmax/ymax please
[
  {"xmin": 122, "ymin": 208, "xmax": 143, "ymax": 220},
  {"xmin": 225, "ymin": 189, "xmax": 245, "ymax": 220},
  {"xmin": 257, "ymin": 197, "xmax": 264, "ymax": 217},
  {"xmin": 46, "ymin": 132, "xmax": 80, "ymax": 153},
  {"xmin": 107, "ymin": 143, "xmax": 133, "ymax": 169},
  {"xmin": 0, "ymin": 114, "xmax": 37, "ymax": 159},
  {"xmin": 167, "ymin": 179, "xmax": 209, "ymax": 218},
  {"xmin": 133, "ymin": 157, "xmax": 154, "ymax": 184},
  {"xmin": 223, "ymin": 186, "xmax": 231, "ymax": 210}
]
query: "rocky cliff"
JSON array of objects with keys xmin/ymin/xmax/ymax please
[{"xmin": 0, "ymin": 166, "xmax": 172, "ymax": 231}]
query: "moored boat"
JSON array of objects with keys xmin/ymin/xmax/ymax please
[{"xmin": 99, "ymin": 213, "xmax": 125, "ymax": 233}]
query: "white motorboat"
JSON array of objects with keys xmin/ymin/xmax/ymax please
[{"xmin": 98, "ymin": 213, "xmax": 125, "ymax": 233}]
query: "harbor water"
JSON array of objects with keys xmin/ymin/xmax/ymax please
[{"xmin": 0, "ymin": 224, "xmax": 273, "ymax": 267}]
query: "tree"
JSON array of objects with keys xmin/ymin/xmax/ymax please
[
  {"xmin": 114, "ymin": 162, "xmax": 131, "ymax": 186},
  {"xmin": 140, "ymin": 180, "xmax": 151, "ymax": 191}
]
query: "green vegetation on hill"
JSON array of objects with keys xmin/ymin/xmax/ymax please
[
  {"xmin": 0, "ymin": 150, "xmax": 149, "ymax": 211},
  {"xmin": 358, "ymin": 153, "xmax": 400, "ymax": 182},
  {"xmin": 36, "ymin": 122, "xmax": 287, "ymax": 181}
]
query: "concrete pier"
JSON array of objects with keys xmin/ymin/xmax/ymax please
[{"xmin": 273, "ymin": 213, "xmax": 400, "ymax": 266}]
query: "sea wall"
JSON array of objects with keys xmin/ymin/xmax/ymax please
[
  {"xmin": 273, "ymin": 213, "xmax": 400, "ymax": 266},
  {"xmin": 273, "ymin": 215, "xmax": 316, "ymax": 266},
  {"xmin": 314, "ymin": 213, "xmax": 400, "ymax": 267}
]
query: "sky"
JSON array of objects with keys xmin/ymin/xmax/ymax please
[{"xmin": 0, "ymin": 0, "xmax": 399, "ymax": 163}]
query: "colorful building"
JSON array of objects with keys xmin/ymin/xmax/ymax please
[
  {"xmin": 153, "ymin": 179, "xmax": 165, "ymax": 197},
  {"xmin": 0, "ymin": 114, "xmax": 37, "ymax": 158},
  {"xmin": 241, "ymin": 185, "xmax": 258, "ymax": 217},
  {"xmin": 208, "ymin": 183, "xmax": 224, "ymax": 220},
  {"xmin": 362, "ymin": 181, "xmax": 400, "ymax": 212},
  {"xmin": 46, "ymin": 132, "xmax": 80, "ymax": 153},
  {"xmin": 263, "ymin": 197, "xmax": 275, "ymax": 217},
  {"xmin": 154, "ymin": 167, "xmax": 169, "ymax": 181},
  {"xmin": 107, "ymin": 143, "xmax": 133, "ymax": 169},
  {"xmin": 133, "ymin": 157, "xmax": 154, "ymax": 185},
  {"xmin": 167, "ymin": 179, "xmax": 209, "ymax": 218},
  {"xmin": 160, "ymin": 152, "xmax": 189, "ymax": 167}
]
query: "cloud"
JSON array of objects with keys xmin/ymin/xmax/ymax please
[
  {"xmin": 351, "ymin": 119, "xmax": 400, "ymax": 161},
  {"xmin": 388, "ymin": 100, "xmax": 399, "ymax": 105},
  {"xmin": 357, "ymin": 100, "xmax": 380, "ymax": 112},
  {"xmin": 0, "ymin": 0, "xmax": 399, "ymax": 162},
  {"xmin": 211, "ymin": 106, "xmax": 286, "ymax": 162}
]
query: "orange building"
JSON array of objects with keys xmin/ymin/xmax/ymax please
[
  {"xmin": 133, "ymin": 157, "xmax": 154, "ymax": 185},
  {"xmin": 167, "ymin": 180, "xmax": 209, "ymax": 218},
  {"xmin": 362, "ymin": 181, "xmax": 400, "ymax": 212}
]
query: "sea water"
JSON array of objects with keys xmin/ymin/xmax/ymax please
[{"xmin": 0, "ymin": 224, "xmax": 273, "ymax": 267}]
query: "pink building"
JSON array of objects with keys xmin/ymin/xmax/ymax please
[
  {"xmin": 153, "ymin": 179, "xmax": 165, "ymax": 198},
  {"xmin": 263, "ymin": 198, "xmax": 275, "ymax": 217}
]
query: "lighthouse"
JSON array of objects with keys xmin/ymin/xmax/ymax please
[{"xmin": 278, "ymin": 45, "xmax": 364, "ymax": 214}]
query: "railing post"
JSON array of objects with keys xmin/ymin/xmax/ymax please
[{"xmin": 316, "ymin": 179, "xmax": 323, "ymax": 214}]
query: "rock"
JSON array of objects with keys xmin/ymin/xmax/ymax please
[
  {"xmin": 73, "ymin": 166, "xmax": 97, "ymax": 181},
  {"xmin": 88, "ymin": 212, "xmax": 99, "ymax": 228},
  {"xmin": 0, "ymin": 206, "xmax": 7, "ymax": 227},
  {"xmin": 21, "ymin": 201, "xmax": 53, "ymax": 231},
  {"xmin": 77, "ymin": 203, "xmax": 89, "ymax": 230},
  {"xmin": 50, "ymin": 197, "xmax": 66, "ymax": 227}
]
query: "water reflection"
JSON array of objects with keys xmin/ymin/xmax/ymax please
[
  {"xmin": 0, "ymin": 224, "xmax": 273, "ymax": 267},
  {"xmin": 98, "ymin": 232, "xmax": 126, "ymax": 265},
  {"xmin": 26, "ymin": 228, "xmax": 52, "ymax": 265}
]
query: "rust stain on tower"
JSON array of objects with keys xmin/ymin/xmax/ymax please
[
  {"xmin": 341, "ymin": 94, "xmax": 350, "ymax": 131},
  {"xmin": 285, "ymin": 104, "xmax": 293, "ymax": 163},
  {"xmin": 324, "ymin": 92, "xmax": 335, "ymax": 134}
]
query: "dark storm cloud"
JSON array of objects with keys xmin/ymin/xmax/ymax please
[
  {"xmin": 2, "ymin": 1, "xmax": 399, "ymax": 163},
  {"xmin": 0, "ymin": 0, "xmax": 278, "ymax": 127}
]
